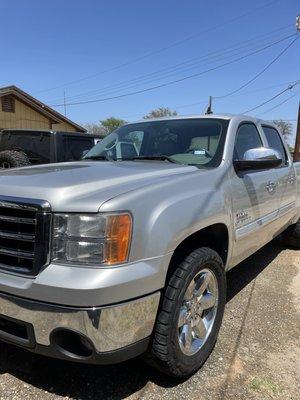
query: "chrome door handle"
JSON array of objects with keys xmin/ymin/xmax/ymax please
[
  {"xmin": 287, "ymin": 175, "xmax": 296, "ymax": 185},
  {"xmin": 266, "ymin": 181, "xmax": 277, "ymax": 193}
]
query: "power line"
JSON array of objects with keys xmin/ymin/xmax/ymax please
[
  {"xmin": 36, "ymin": 0, "xmax": 282, "ymax": 94},
  {"xmin": 214, "ymin": 35, "xmax": 299, "ymax": 99},
  {"xmin": 47, "ymin": 26, "xmax": 292, "ymax": 104},
  {"xmin": 242, "ymin": 81, "xmax": 300, "ymax": 114},
  {"xmin": 51, "ymin": 35, "xmax": 298, "ymax": 108},
  {"xmin": 258, "ymin": 90, "xmax": 300, "ymax": 115}
]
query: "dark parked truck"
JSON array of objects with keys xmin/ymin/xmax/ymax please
[
  {"xmin": 0, "ymin": 115, "xmax": 298, "ymax": 378},
  {"xmin": 0, "ymin": 129, "xmax": 102, "ymax": 168}
]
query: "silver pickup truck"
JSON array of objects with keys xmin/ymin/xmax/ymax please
[{"xmin": 0, "ymin": 114, "xmax": 299, "ymax": 378}]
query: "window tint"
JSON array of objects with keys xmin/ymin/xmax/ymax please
[
  {"xmin": 0, "ymin": 131, "xmax": 50, "ymax": 163},
  {"xmin": 234, "ymin": 124, "xmax": 262, "ymax": 159},
  {"xmin": 62, "ymin": 137, "xmax": 95, "ymax": 161},
  {"xmin": 262, "ymin": 126, "xmax": 287, "ymax": 166}
]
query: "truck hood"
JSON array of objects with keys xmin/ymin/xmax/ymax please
[{"xmin": 0, "ymin": 161, "xmax": 197, "ymax": 212}]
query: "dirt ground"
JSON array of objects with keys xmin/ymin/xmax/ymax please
[{"xmin": 0, "ymin": 242, "xmax": 299, "ymax": 400}]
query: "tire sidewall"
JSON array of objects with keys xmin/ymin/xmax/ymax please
[{"xmin": 167, "ymin": 251, "xmax": 226, "ymax": 375}]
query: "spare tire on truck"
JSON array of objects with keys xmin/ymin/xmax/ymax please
[{"xmin": 0, "ymin": 150, "xmax": 31, "ymax": 169}]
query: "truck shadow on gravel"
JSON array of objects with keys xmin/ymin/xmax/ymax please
[{"xmin": 0, "ymin": 242, "xmax": 285, "ymax": 400}]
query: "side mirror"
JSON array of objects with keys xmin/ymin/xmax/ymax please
[{"xmin": 234, "ymin": 147, "xmax": 282, "ymax": 171}]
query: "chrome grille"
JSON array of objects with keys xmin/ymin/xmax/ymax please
[{"xmin": 0, "ymin": 196, "xmax": 51, "ymax": 276}]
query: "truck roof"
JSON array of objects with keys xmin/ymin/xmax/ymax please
[
  {"xmin": 0, "ymin": 129, "xmax": 103, "ymax": 138},
  {"xmin": 130, "ymin": 114, "xmax": 269, "ymax": 125}
]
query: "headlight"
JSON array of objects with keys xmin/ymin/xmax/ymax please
[{"xmin": 52, "ymin": 213, "xmax": 132, "ymax": 265}]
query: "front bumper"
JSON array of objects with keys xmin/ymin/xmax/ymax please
[{"xmin": 0, "ymin": 291, "xmax": 160, "ymax": 363}]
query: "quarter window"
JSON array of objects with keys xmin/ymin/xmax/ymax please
[
  {"xmin": 234, "ymin": 123, "xmax": 263, "ymax": 160},
  {"xmin": 262, "ymin": 126, "xmax": 288, "ymax": 166}
]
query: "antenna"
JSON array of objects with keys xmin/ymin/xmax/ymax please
[
  {"xmin": 63, "ymin": 91, "xmax": 67, "ymax": 116},
  {"xmin": 205, "ymin": 96, "xmax": 213, "ymax": 114}
]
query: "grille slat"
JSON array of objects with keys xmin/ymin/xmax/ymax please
[
  {"xmin": 0, "ymin": 215, "xmax": 36, "ymax": 225},
  {"xmin": 0, "ymin": 247, "xmax": 34, "ymax": 260},
  {"xmin": 0, "ymin": 230, "xmax": 35, "ymax": 242},
  {"xmin": 0, "ymin": 197, "xmax": 51, "ymax": 276}
]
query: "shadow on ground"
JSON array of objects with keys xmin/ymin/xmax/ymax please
[{"xmin": 0, "ymin": 242, "xmax": 285, "ymax": 400}]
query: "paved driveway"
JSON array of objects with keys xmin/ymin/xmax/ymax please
[{"xmin": 0, "ymin": 243, "xmax": 299, "ymax": 400}]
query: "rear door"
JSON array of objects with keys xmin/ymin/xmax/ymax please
[
  {"xmin": 230, "ymin": 122, "xmax": 279, "ymax": 265},
  {"xmin": 261, "ymin": 124, "xmax": 297, "ymax": 223}
]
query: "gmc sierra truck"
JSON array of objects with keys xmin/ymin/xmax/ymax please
[{"xmin": 0, "ymin": 114, "xmax": 298, "ymax": 378}]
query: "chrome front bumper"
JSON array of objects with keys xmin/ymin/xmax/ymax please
[{"xmin": 0, "ymin": 291, "xmax": 160, "ymax": 353}]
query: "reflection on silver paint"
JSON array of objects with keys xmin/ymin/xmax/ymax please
[{"xmin": 0, "ymin": 291, "xmax": 160, "ymax": 352}]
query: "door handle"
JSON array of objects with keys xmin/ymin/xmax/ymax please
[
  {"xmin": 266, "ymin": 181, "xmax": 277, "ymax": 193},
  {"xmin": 287, "ymin": 175, "xmax": 296, "ymax": 185}
]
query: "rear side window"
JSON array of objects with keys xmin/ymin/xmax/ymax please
[
  {"xmin": 262, "ymin": 126, "xmax": 288, "ymax": 166},
  {"xmin": 234, "ymin": 123, "xmax": 262, "ymax": 159},
  {"xmin": 0, "ymin": 131, "xmax": 50, "ymax": 164},
  {"xmin": 61, "ymin": 136, "xmax": 95, "ymax": 161}
]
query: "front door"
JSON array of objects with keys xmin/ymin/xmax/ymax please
[
  {"xmin": 230, "ymin": 122, "xmax": 279, "ymax": 266},
  {"xmin": 261, "ymin": 124, "xmax": 297, "ymax": 226}
]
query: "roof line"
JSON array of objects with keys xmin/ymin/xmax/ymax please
[{"xmin": 0, "ymin": 85, "xmax": 86, "ymax": 132}]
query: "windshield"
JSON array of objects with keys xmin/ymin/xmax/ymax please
[{"xmin": 84, "ymin": 118, "xmax": 229, "ymax": 168}]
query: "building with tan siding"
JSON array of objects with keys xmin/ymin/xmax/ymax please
[{"xmin": 0, "ymin": 86, "xmax": 86, "ymax": 133}]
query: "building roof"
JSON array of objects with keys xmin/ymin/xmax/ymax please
[{"xmin": 0, "ymin": 85, "xmax": 86, "ymax": 132}]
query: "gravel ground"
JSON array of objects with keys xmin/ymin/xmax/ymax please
[{"xmin": 0, "ymin": 242, "xmax": 299, "ymax": 400}]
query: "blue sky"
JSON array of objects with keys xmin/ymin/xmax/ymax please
[{"xmin": 0, "ymin": 0, "xmax": 299, "ymax": 142}]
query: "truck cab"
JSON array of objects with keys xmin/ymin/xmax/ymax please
[{"xmin": 0, "ymin": 129, "xmax": 102, "ymax": 168}]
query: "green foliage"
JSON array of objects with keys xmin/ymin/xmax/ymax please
[
  {"xmin": 83, "ymin": 117, "xmax": 127, "ymax": 136},
  {"xmin": 100, "ymin": 117, "xmax": 127, "ymax": 134},
  {"xmin": 143, "ymin": 107, "xmax": 178, "ymax": 119}
]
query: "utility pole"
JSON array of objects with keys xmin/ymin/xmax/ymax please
[
  {"xmin": 63, "ymin": 91, "xmax": 67, "ymax": 117},
  {"xmin": 293, "ymin": 16, "xmax": 300, "ymax": 161},
  {"xmin": 294, "ymin": 101, "xmax": 300, "ymax": 161}
]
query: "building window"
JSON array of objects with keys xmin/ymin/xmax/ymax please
[{"xmin": 1, "ymin": 96, "xmax": 15, "ymax": 113}]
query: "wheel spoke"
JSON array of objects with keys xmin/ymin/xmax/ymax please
[
  {"xmin": 178, "ymin": 307, "xmax": 188, "ymax": 328},
  {"xmin": 193, "ymin": 318, "xmax": 207, "ymax": 339},
  {"xmin": 181, "ymin": 323, "xmax": 193, "ymax": 352},
  {"xmin": 184, "ymin": 279, "xmax": 196, "ymax": 300},
  {"xmin": 201, "ymin": 292, "xmax": 217, "ymax": 310},
  {"xmin": 195, "ymin": 272, "xmax": 212, "ymax": 296}
]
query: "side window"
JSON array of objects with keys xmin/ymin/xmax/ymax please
[
  {"xmin": 63, "ymin": 137, "xmax": 94, "ymax": 161},
  {"xmin": 234, "ymin": 123, "xmax": 263, "ymax": 160},
  {"xmin": 262, "ymin": 126, "xmax": 288, "ymax": 166}
]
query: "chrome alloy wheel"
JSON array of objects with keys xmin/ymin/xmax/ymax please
[{"xmin": 178, "ymin": 268, "xmax": 218, "ymax": 356}]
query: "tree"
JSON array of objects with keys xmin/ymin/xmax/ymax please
[
  {"xmin": 83, "ymin": 122, "xmax": 107, "ymax": 137},
  {"xmin": 100, "ymin": 117, "xmax": 127, "ymax": 134},
  {"xmin": 143, "ymin": 107, "xmax": 178, "ymax": 119},
  {"xmin": 273, "ymin": 120, "xmax": 293, "ymax": 141}
]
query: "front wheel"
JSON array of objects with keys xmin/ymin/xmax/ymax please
[{"xmin": 148, "ymin": 247, "xmax": 226, "ymax": 378}]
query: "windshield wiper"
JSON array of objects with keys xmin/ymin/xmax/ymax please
[
  {"xmin": 83, "ymin": 155, "xmax": 113, "ymax": 161},
  {"xmin": 122, "ymin": 155, "xmax": 179, "ymax": 164}
]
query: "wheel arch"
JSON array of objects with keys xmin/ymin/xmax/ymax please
[{"xmin": 166, "ymin": 223, "xmax": 229, "ymax": 284}]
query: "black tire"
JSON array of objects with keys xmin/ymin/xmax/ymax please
[
  {"xmin": 148, "ymin": 247, "xmax": 226, "ymax": 378},
  {"xmin": 278, "ymin": 219, "xmax": 300, "ymax": 249},
  {"xmin": 0, "ymin": 150, "xmax": 30, "ymax": 169}
]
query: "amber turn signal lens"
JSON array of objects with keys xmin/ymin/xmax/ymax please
[{"xmin": 106, "ymin": 213, "xmax": 132, "ymax": 264}]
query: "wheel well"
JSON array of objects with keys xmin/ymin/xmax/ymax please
[{"xmin": 166, "ymin": 223, "xmax": 229, "ymax": 282}]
